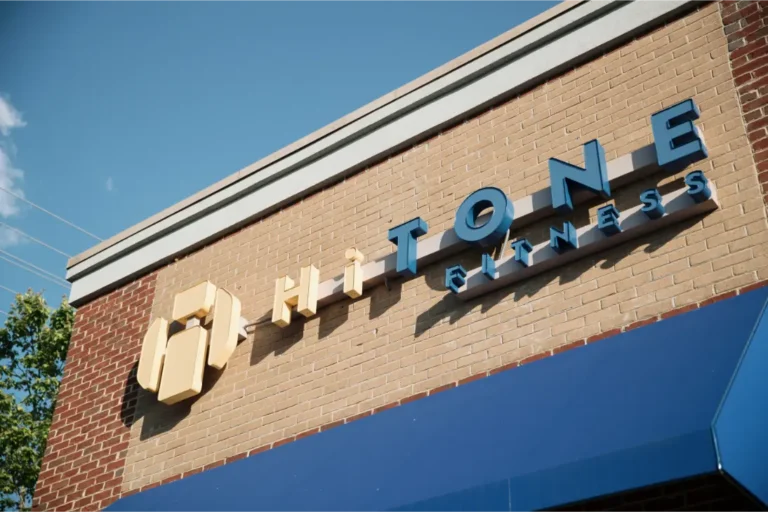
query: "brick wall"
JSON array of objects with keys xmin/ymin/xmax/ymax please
[
  {"xmin": 720, "ymin": 1, "xmax": 768, "ymax": 206},
  {"xmin": 119, "ymin": 1, "xmax": 768, "ymax": 493},
  {"xmin": 33, "ymin": 273, "xmax": 157, "ymax": 511},
  {"xmin": 33, "ymin": 2, "xmax": 768, "ymax": 510}
]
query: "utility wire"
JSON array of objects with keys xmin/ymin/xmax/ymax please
[
  {"xmin": 0, "ymin": 284, "xmax": 20, "ymax": 295},
  {"xmin": 0, "ymin": 250, "xmax": 70, "ymax": 289},
  {"xmin": 0, "ymin": 222, "xmax": 72, "ymax": 258},
  {"xmin": 0, "ymin": 249, "xmax": 69, "ymax": 286},
  {"xmin": 0, "ymin": 185, "xmax": 103, "ymax": 242},
  {"xmin": 0, "ymin": 255, "xmax": 69, "ymax": 290},
  {"xmin": 0, "ymin": 310, "xmax": 7, "ymax": 316}
]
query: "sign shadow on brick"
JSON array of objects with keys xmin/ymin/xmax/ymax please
[
  {"xmin": 414, "ymin": 208, "xmax": 708, "ymax": 339},
  {"xmin": 249, "ymin": 312, "xmax": 305, "ymax": 368},
  {"xmin": 121, "ymin": 347, "xmax": 226, "ymax": 441}
]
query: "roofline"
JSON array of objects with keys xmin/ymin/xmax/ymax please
[
  {"xmin": 67, "ymin": 0, "xmax": 583, "ymax": 269},
  {"xmin": 65, "ymin": 0, "xmax": 700, "ymax": 306}
]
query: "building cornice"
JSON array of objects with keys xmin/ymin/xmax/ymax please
[
  {"xmin": 67, "ymin": 0, "xmax": 586, "ymax": 270},
  {"xmin": 66, "ymin": 0, "xmax": 697, "ymax": 307}
]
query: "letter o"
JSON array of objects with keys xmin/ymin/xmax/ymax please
[{"xmin": 454, "ymin": 187, "xmax": 514, "ymax": 247}]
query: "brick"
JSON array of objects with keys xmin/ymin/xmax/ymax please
[
  {"xmin": 42, "ymin": 4, "xmax": 768, "ymax": 503},
  {"xmin": 373, "ymin": 402, "xmax": 399, "ymax": 414},
  {"xmin": 739, "ymin": 279, "xmax": 768, "ymax": 294},
  {"xmin": 660, "ymin": 304, "xmax": 699, "ymax": 319},
  {"xmin": 700, "ymin": 290, "xmax": 738, "ymax": 307},
  {"xmin": 520, "ymin": 352, "xmax": 550, "ymax": 366},
  {"xmin": 488, "ymin": 362, "xmax": 519, "ymax": 376},
  {"xmin": 400, "ymin": 392, "xmax": 428, "ymax": 405},
  {"xmin": 552, "ymin": 340, "xmax": 586, "ymax": 354},
  {"xmin": 36, "ymin": 272, "xmax": 158, "ymax": 510},
  {"xmin": 586, "ymin": 328, "xmax": 621, "ymax": 344},
  {"xmin": 428, "ymin": 382, "xmax": 457, "ymax": 394},
  {"xmin": 272, "ymin": 437, "xmax": 295, "ymax": 449},
  {"xmin": 457, "ymin": 372, "xmax": 488, "ymax": 385}
]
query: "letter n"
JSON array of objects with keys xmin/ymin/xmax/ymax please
[{"xmin": 549, "ymin": 139, "xmax": 610, "ymax": 213}]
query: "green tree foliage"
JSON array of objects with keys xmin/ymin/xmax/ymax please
[{"xmin": 0, "ymin": 291, "xmax": 74, "ymax": 511}]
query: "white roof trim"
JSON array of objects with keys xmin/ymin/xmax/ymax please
[
  {"xmin": 65, "ymin": 0, "xmax": 585, "ymax": 270},
  {"xmin": 67, "ymin": 0, "xmax": 694, "ymax": 307}
]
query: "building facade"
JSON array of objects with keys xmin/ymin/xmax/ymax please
[{"xmin": 34, "ymin": 1, "xmax": 768, "ymax": 510}]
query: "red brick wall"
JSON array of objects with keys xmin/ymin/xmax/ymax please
[
  {"xmin": 32, "ymin": 273, "xmax": 157, "ymax": 511},
  {"xmin": 721, "ymin": 1, "xmax": 768, "ymax": 205}
]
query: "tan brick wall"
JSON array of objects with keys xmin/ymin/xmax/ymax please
[{"xmin": 47, "ymin": 1, "xmax": 754, "ymax": 496}]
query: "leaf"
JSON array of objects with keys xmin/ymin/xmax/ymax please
[{"xmin": 0, "ymin": 291, "xmax": 73, "ymax": 510}]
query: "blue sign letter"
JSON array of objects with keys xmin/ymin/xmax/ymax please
[
  {"xmin": 481, "ymin": 253, "xmax": 496, "ymax": 281},
  {"xmin": 651, "ymin": 99, "xmax": 707, "ymax": 172},
  {"xmin": 550, "ymin": 222, "xmax": 578, "ymax": 254},
  {"xmin": 549, "ymin": 139, "xmax": 610, "ymax": 214},
  {"xmin": 685, "ymin": 170, "xmax": 712, "ymax": 203},
  {"xmin": 445, "ymin": 265, "xmax": 467, "ymax": 294},
  {"xmin": 388, "ymin": 217, "xmax": 428, "ymax": 277},
  {"xmin": 510, "ymin": 238, "xmax": 533, "ymax": 267},
  {"xmin": 597, "ymin": 205, "xmax": 621, "ymax": 236},
  {"xmin": 640, "ymin": 189, "xmax": 665, "ymax": 220},
  {"xmin": 454, "ymin": 187, "xmax": 514, "ymax": 247}
]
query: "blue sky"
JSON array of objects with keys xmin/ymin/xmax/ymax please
[{"xmin": 0, "ymin": 1, "xmax": 556, "ymax": 313}]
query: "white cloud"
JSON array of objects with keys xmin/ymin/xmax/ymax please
[
  {"xmin": 106, "ymin": 176, "xmax": 114, "ymax": 192},
  {"xmin": 0, "ymin": 96, "xmax": 26, "ymax": 136},
  {"xmin": 0, "ymin": 95, "xmax": 26, "ymax": 250},
  {"xmin": 0, "ymin": 224, "xmax": 23, "ymax": 249},
  {"xmin": 0, "ymin": 145, "xmax": 24, "ymax": 218}
]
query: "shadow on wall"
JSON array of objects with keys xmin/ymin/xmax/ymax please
[
  {"xmin": 120, "ymin": 281, "xmax": 406, "ymax": 441},
  {"xmin": 120, "ymin": 360, "xmax": 226, "ymax": 441},
  {"xmin": 248, "ymin": 276, "xmax": 404, "ymax": 367},
  {"xmin": 249, "ymin": 312, "xmax": 304, "ymax": 368},
  {"xmin": 414, "ymin": 176, "xmax": 695, "ymax": 337},
  {"xmin": 120, "ymin": 172, "xmax": 702, "ymax": 440}
]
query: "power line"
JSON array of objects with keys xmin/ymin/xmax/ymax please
[
  {"xmin": 0, "ymin": 310, "xmax": 7, "ymax": 316},
  {"xmin": 0, "ymin": 255, "xmax": 69, "ymax": 290},
  {"xmin": 0, "ymin": 185, "xmax": 102, "ymax": 242},
  {"xmin": 0, "ymin": 284, "xmax": 20, "ymax": 295},
  {"xmin": 0, "ymin": 249, "xmax": 69, "ymax": 286},
  {"xmin": 0, "ymin": 251, "xmax": 70, "ymax": 290},
  {"xmin": 0, "ymin": 222, "xmax": 72, "ymax": 258}
]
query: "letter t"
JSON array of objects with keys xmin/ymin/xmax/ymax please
[{"xmin": 388, "ymin": 217, "xmax": 428, "ymax": 277}]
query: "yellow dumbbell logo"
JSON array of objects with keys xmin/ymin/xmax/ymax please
[{"xmin": 137, "ymin": 282, "xmax": 247, "ymax": 405}]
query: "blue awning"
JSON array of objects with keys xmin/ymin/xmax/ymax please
[{"xmin": 108, "ymin": 286, "xmax": 768, "ymax": 511}]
